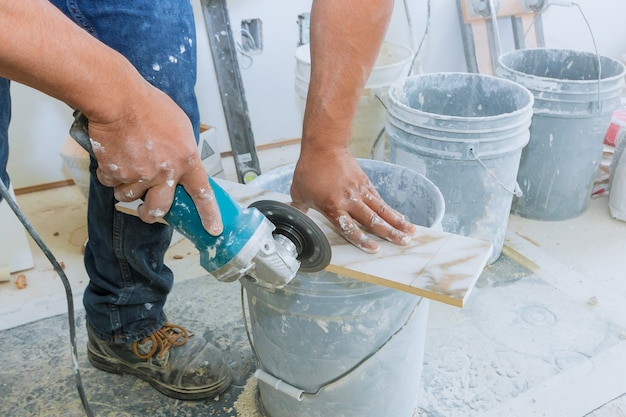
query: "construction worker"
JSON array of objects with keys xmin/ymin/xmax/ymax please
[{"xmin": 0, "ymin": 0, "xmax": 415, "ymax": 399}]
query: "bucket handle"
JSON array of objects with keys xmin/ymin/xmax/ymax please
[
  {"xmin": 240, "ymin": 284, "xmax": 422, "ymax": 400},
  {"xmin": 371, "ymin": 128, "xmax": 523, "ymax": 198},
  {"xmin": 370, "ymin": 126, "xmax": 387, "ymax": 160},
  {"xmin": 470, "ymin": 147, "xmax": 523, "ymax": 197},
  {"xmin": 369, "ymin": 94, "xmax": 389, "ymax": 160}
]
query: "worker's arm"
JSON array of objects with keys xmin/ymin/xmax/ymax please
[
  {"xmin": 0, "ymin": 0, "xmax": 222, "ymax": 235},
  {"xmin": 290, "ymin": 0, "xmax": 417, "ymax": 253}
]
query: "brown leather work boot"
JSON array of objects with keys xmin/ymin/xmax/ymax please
[{"xmin": 87, "ymin": 323, "xmax": 233, "ymax": 400}]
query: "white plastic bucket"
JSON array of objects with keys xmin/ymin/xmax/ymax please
[
  {"xmin": 295, "ymin": 43, "xmax": 413, "ymax": 159},
  {"xmin": 245, "ymin": 159, "xmax": 444, "ymax": 417},
  {"xmin": 386, "ymin": 73, "xmax": 534, "ymax": 264},
  {"xmin": 497, "ymin": 48, "xmax": 626, "ymax": 220}
]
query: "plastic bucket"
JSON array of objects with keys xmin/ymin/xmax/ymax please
[
  {"xmin": 497, "ymin": 48, "xmax": 626, "ymax": 220},
  {"xmin": 386, "ymin": 73, "xmax": 534, "ymax": 264},
  {"xmin": 295, "ymin": 43, "xmax": 413, "ymax": 159},
  {"xmin": 244, "ymin": 159, "xmax": 444, "ymax": 417}
]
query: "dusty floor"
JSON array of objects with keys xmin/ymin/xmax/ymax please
[{"xmin": 1, "ymin": 145, "xmax": 626, "ymax": 416}]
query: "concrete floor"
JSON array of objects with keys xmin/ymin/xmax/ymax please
[{"xmin": 1, "ymin": 144, "xmax": 626, "ymax": 416}]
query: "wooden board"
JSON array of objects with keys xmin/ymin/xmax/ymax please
[{"xmin": 116, "ymin": 178, "xmax": 493, "ymax": 307}]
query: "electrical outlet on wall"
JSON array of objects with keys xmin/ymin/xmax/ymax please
[{"xmin": 241, "ymin": 18, "xmax": 263, "ymax": 53}]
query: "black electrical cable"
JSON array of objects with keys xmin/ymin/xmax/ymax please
[{"xmin": 0, "ymin": 179, "xmax": 94, "ymax": 417}]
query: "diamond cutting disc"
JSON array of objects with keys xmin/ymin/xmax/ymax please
[{"xmin": 249, "ymin": 200, "xmax": 331, "ymax": 272}]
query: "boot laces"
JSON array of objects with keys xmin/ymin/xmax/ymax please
[{"xmin": 132, "ymin": 323, "xmax": 189, "ymax": 360}]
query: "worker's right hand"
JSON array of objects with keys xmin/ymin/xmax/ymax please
[{"xmin": 85, "ymin": 86, "xmax": 223, "ymax": 236}]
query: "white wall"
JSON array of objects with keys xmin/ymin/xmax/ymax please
[{"xmin": 7, "ymin": 0, "xmax": 626, "ymax": 188}]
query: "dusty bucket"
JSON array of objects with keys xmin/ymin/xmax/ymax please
[
  {"xmin": 497, "ymin": 48, "xmax": 626, "ymax": 220},
  {"xmin": 295, "ymin": 42, "xmax": 413, "ymax": 159},
  {"xmin": 386, "ymin": 72, "xmax": 534, "ymax": 264},
  {"xmin": 244, "ymin": 159, "xmax": 444, "ymax": 417}
]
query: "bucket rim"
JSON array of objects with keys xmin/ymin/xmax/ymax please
[
  {"xmin": 295, "ymin": 42, "xmax": 414, "ymax": 72},
  {"xmin": 497, "ymin": 48, "xmax": 626, "ymax": 86},
  {"xmin": 388, "ymin": 72, "xmax": 535, "ymax": 124}
]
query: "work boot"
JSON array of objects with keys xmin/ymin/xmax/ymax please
[{"xmin": 87, "ymin": 323, "xmax": 233, "ymax": 400}]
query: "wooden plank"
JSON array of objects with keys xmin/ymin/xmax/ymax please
[
  {"xmin": 116, "ymin": 178, "xmax": 493, "ymax": 307},
  {"xmin": 470, "ymin": 20, "xmax": 495, "ymax": 74}
]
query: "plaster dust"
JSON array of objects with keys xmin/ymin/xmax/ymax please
[{"xmin": 234, "ymin": 377, "xmax": 261, "ymax": 417}]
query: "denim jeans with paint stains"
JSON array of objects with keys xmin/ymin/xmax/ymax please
[{"xmin": 0, "ymin": 0, "xmax": 201, "ymax": 343}]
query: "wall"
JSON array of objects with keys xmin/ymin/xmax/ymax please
[{"xmin": 6, "ymin": 0, "xmax": 626, "ymax": 188}]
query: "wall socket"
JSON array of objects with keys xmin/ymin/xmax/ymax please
[{"xmin": 241, "ymin": 18, "xmax": 263, "ymax": 53}]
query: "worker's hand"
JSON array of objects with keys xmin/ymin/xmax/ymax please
[
  {"xmin": 85, "ymin": 87, "xmax": 223, "ymax": 236},
  {"xmin": 290, "ymin": 148, "xmax": 417, "ymax": 253}
]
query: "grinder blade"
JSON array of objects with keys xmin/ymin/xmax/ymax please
[{"xmin": 249, "ymin": 200, "xmax": 331, "ymax": 272}]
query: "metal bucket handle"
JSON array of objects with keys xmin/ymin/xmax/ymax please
[
  {"xmin": 470, "ymin": 146, "xmax": 523, "ymax": 197},
  {"xmin": 240, "ymin": 284, "xmax": 423, "ymax": 401},
  {"xmin": 369, "ymin": 94, "xmax": 389, "ymax": 160},
  {"xmin": 372, "ymin": 128, "xmax": 523, "ymax": 197}
]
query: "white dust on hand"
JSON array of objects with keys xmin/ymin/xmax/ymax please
[
  {"xmin": 149, "ymin": 208, "xmax": 166, "ymax": 218},
  {"xmin": 90, "ymin": 138, "xmax": 104, "ymax": 154},
  {"xmin": 199, "ymin": 186, "xmax": 214, "ymax": 201},
  {"xmin": 338, "ymin": 215, "xmax": 358, "ymax": 235},
  {"xmin": 337, "ymin": 215, "xmax": 372, "ymax": 251}
]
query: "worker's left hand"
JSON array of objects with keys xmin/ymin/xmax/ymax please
[{"xmin": 290, "ymin": 148, "xmax": 417, "ymax": 253}]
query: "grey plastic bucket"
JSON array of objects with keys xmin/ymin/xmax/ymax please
[
  {"xmin": 497, "ymin": 48, "xmax": 626, "ymax": 220},
  {"xmin": 244, "ymin": 159, "xmax": 444, "ymax": 417},
  {"xmin": 386, "ymin": 73, "xmax": 534, "ymax": 264}
]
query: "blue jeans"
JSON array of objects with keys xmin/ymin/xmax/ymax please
[{"xmin": 0, "ymin": 0, "xmax": 201, "ymax": 343}]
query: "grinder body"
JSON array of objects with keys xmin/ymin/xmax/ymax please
[{"xmin": 165, "ymin": 179, "xmax": 300, "ymax": 288}]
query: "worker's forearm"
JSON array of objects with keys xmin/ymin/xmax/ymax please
[
  {"xmin": 302, "ymin": 0, "xmax": 394, "ymax": 152},
  {"xmin": 0, "ymin": 0, "xmax": 146, "ymax": 122}
]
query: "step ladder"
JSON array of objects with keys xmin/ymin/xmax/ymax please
[{"xmin": 457, "ymin": 0, "xmax": 546, "ymax": 74}]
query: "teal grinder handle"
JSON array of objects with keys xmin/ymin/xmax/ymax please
[{"xmin": 164, "ymin": 178, "xmax": 269, "ymax": 282}]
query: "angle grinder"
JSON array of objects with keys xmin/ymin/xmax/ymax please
[{"xmin": 69, "ymin": 111, "xmax": 331, "ymax": 288}]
